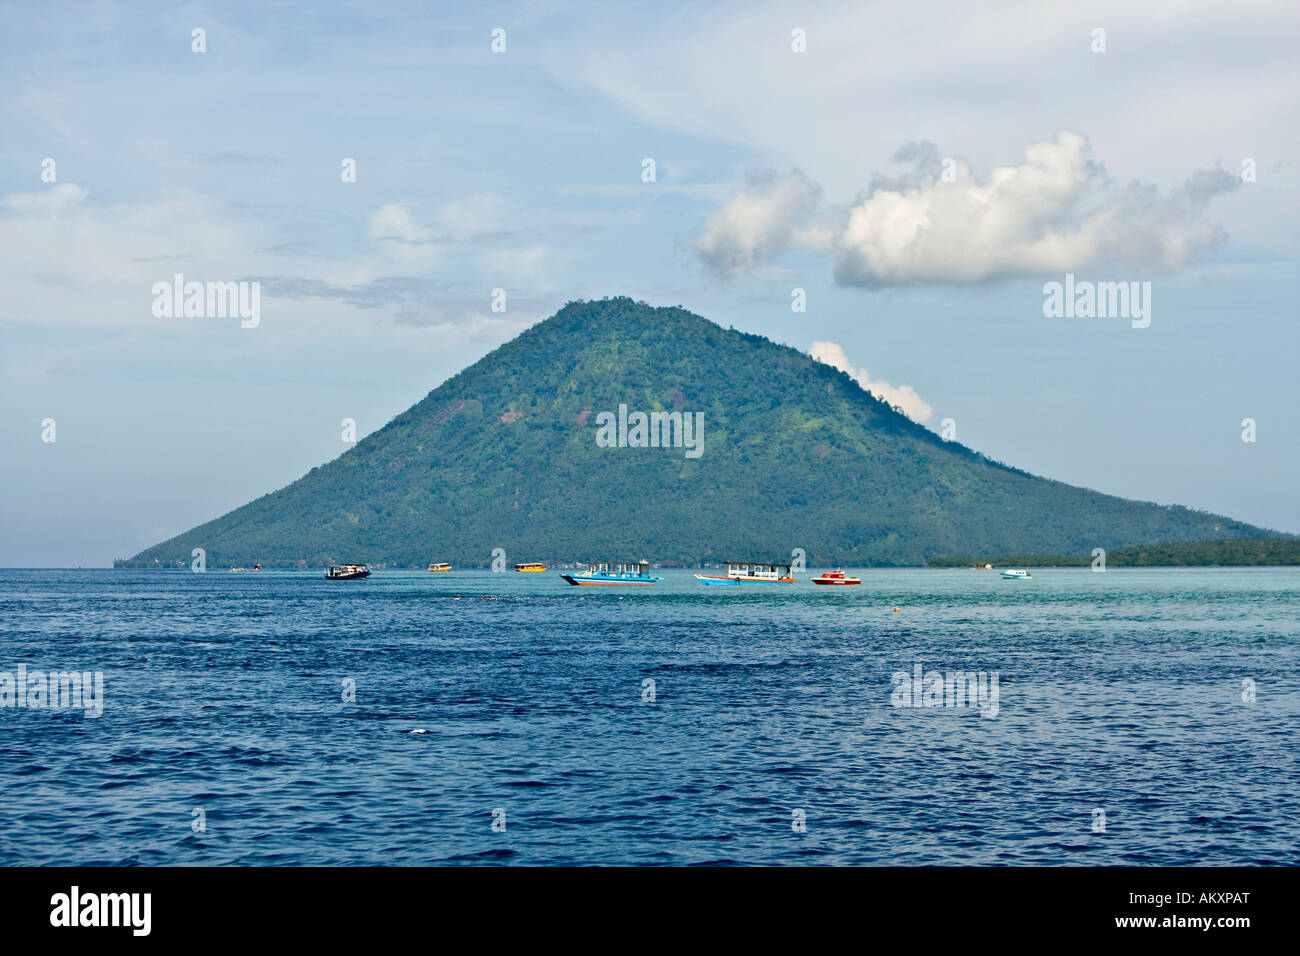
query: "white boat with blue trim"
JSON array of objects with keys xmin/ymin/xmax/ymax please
[
  {"xmin": 561, "ymin": 560, "xmax": 663, "ymax": 586},
  {"xmin": 695, "ymin": 561, "xmax": 796, "ymax": 586},
  {"xmin": 1000, "ymin": 568, "xmax": 1031, "ymax": 579}
]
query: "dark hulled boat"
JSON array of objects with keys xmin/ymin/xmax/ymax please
[{"xmin": 325, "ymin": 564, "xmax": 370, "ymax": 580}]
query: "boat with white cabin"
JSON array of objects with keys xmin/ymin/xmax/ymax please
[
  {"xmin": 561, "ymin": 560, "xmax": 662, "ymax": 586},
  {"xmin": 695, "ymin": 561, "xmax": 796, "ymax": 586}
]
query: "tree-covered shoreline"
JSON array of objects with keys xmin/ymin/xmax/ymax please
[{"xmin": 928, "ymin": 537, "xmax": 1300, "ymax": 567}]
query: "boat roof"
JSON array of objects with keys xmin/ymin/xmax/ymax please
[{"xmin": 723, "ymin": 560, "xmax": 793, "ymax": 569}]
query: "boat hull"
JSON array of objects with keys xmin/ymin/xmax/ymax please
[
  {"xmin": 325, "ymin": 570, "xmax": 370, "ymax": 580},
  {"xmin": 561, "ymin": 573, "xmax": 661, "ymax": 586},
  {"xmin": 812, "ymin": 578, "xmax": 860, "ymax": 585},
  {"xmin": 695, "ymin": 574, "xmax": 795, "ymax": 586}
]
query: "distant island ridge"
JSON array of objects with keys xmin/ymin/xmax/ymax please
[
  {"xmin": 117, "ymin": 298, "xmax": 1288, "ymax": 569},
  {"xmin": 929, "ymin": 537, "xmax": 1300, "ymax": 568}
]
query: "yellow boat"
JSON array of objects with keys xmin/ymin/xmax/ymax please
[
  {"xmin": 514, "ymin": 562, "xmax": 547, "ymax": 572},
  {"xmin": 427, "ymin": 562, "xmax": 451, "ymax": 572}
]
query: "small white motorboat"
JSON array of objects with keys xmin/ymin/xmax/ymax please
[{"xmin": 1000, "ymin": 568, "xmax": 1031, "ymax": 579}]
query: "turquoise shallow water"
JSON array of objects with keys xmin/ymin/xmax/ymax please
[{"xmin": 0, "ymin": 567, "xmax": 1296, "ymax": 865}]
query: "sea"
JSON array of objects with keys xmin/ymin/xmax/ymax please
[{"xmin": 1, "ymin": 567, "xmax": 1296, "ymax": 866}]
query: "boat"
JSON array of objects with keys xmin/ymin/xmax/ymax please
[
  {"xmin": 561, "ymin": 560, "xmax": 663, "ymax": 586},
  {"xmin": 427, "ymin": 562, "xmax": 451, "ymax": 572},
  {"xmin": 230, "ymin": 564, "xmax": 262, "ymax": 572},
  {"xmin": 1000, "ymin": 568, "xmax": 1031, "ymax": 579},
  {"xmin": 514, "ymin": 562, "xmax": 547, "ymax": 572},
  {"xmin": 695, "ymin": 561, "xmax": 796, "ymax": 586},
  {"xmin": 325, "ymin": 564, "xmax": 371, "ymax": 580},
  {"xmin": 812, "ymin": 569, "xmax": 860, "ymax": 585}
]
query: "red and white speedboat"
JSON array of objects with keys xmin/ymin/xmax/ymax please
[{"xmin": 812, "ymin": 569, "xmax": 860, "ymax": 585}]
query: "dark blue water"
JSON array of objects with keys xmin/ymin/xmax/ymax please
[{"xmin": 1, "ymin": 568, "xmax": 1296, "ymax": 865}]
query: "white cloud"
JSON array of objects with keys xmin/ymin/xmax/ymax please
[
  {"xmin": 833, "ymin": 133, "xmax": 1236, "ymax": 284},
  {"xmin": 0, "ymin": 185, "xmax": 522, "ymax": 337},
  {"xmin": 436, "ymin": 193, "xmax": 508, "ymax": 238},
  {"xmin": 0, "ymin": 184, "xmax": 250, "ymax": 306},
  {"xmin": 694, "ymin": 133, "xmax": 1237, "ymax": 285},
  {"xmin": 368, "ymin": 195, "xmax": 515, "ymax": 247},
  {"xmin": 574, "ymin": 0, "xmax": 1298, "ymax": 203},
  {"xmin": 693, "ymin": 170, "xmax": 821, "ymax": 277},
  {"xmin": 810, "ymin": 340, "xmax": 933, "ymax": 423},
  {"xmin": 368, "ymin": 203, "xmax": 432, "ymax": 244},
  {"xmin": 477, "ymin": 245, "xmax": 548, "ymax": 283},
  {"xmin": 2, "ymin": 183, "xmax": 90, "ymax": 214}
]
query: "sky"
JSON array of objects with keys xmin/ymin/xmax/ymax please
[{"xmin": 1, "ymin": 0, "xmax": 1297, "ymax": 566}]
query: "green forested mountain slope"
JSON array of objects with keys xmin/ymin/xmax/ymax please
[{"xmin": 120, "ymin": 298, "xmax": 1274, "ymax": 568}]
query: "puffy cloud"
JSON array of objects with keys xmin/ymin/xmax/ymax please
[
  {"xmin": 695, "ymin": 133, "xmax": 1238, "ymax": 285},
  {"xmin": 810, "ymin": 340, "xmax": 933, "ymax": 423},
  {"xmin": 692, "ymin": 170, "xmax": 821, "ymax": 277}
]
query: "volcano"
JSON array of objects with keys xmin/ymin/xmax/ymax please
[{"xmin": 120, "ymin": 298, "xmax": 1271, "ymax": 568}]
